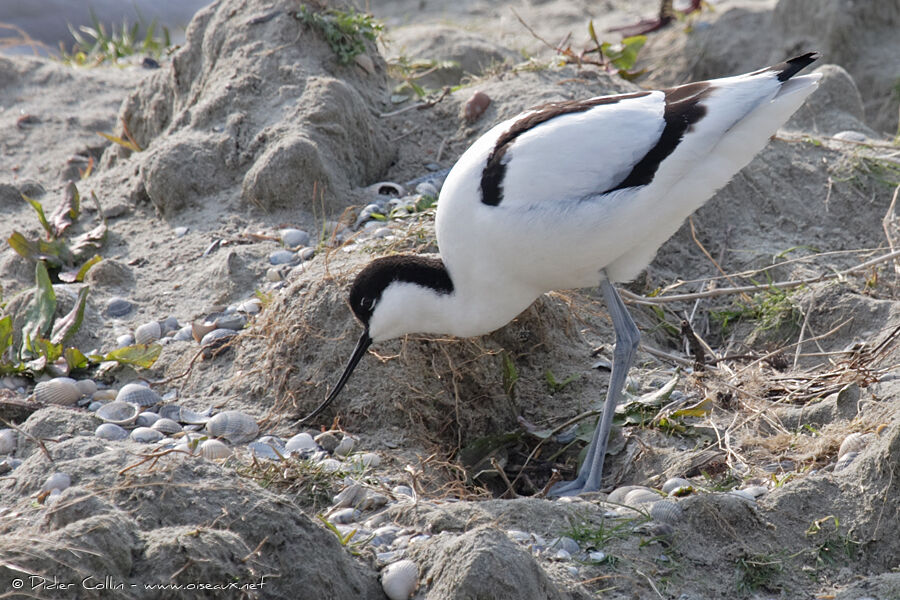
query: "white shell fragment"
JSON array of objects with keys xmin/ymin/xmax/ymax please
[
  {"xmin": 623, "ymin": 488, "xmax": 662, "ymax": 508},
  {"xmin": 41, "ymin": 472, "xmax": 71, "ymax": 493},
  {"xmin": 285, "ymin": 432, "xmax": 317, "ymax": 452},
  {"xmin": 116, "ymin": 383, "xmax": 161, "ymax": 407},
  {"xmin": 838, "ymin": 432, "xmax": 873, "ymax": 459},
  {"xmin": 662, "ymin": 477, "xmax": 692, "ymax": 495},
  {"xmin": 95, "ymin": 423, "xmax": 129, "ymax": 441},
  {"xmin": 131, "ymin": 427, "xmax": 164, "ymax": 443},
  {"xmin": 199, "ymin": 439, "xmax": 232, "ymax": 460},
  {"xmin": 834, "ymin": 451, "xmax": 858, "ymax": 472},
  {"xmin": 96, "ymin": 401, "xmax": 140, "ymax": 426},
  {"xmin": 134, "ymin": 321, "xmax": 162, "ymax": 345},
  {"xmin": 0, "ymin": 429, "xmax": 16, "ymax": 454},
  {"xmin": 34, "ymin": 378, "xmax": 82, "ymax": 406},
  {"xmin": 381, "ymin": 559, "xmax": 418, "ymax": 600},
  {"xmin": 206, "ymin": 410, "xmax": 259, "ymax": 443}
]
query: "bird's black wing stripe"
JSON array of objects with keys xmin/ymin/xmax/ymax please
[
  {"xmin": 747, "ymin": 51, "xmax": 820, "ymax": 82},
  {"xmin": 480, "ymin": 92, "xmax": 652, "ymax": 207},
  {"xmin": 604, "ymin": 82, "xmax": 711, "ymax": 193}
]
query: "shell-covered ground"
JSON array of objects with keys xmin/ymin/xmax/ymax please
[{"xmin": 1, "ymin": 0, "xmax": 900, "ymax": 598}]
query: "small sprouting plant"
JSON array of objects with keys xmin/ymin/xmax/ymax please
[
  {"xmin": 711, "ymin": 283, "xmax": 801, "ymax": 336},
  {"xmin": 545, "ymin": 369, "xmax": 580, "ymax": 393},
  {"xmin": 501, "ymin": 351, "xmax": 519, "ymax": 400},
  {"xmin": 585, "ymin": 24, "xmax": 647, "ymax": 80},
  {"xmin": 316, "ymin": 515, "xmax": 374, "ymax": 555},
  {"xmin": 562, "ymin": 513, "xmax": 646, "ymax": 551},
  {"xmin": 293, "ymin": 5, "xmax": 382, "ymax": 65},
  {"xmin": 735, "ymin": 552, "xmax": 784, "ymax": 593},
  {"xmin": 387, "ymin": 56, "xmax": 460, "ymax": 99},
  {"xmin": 60, "ymin": 12, "xmax": 172, "ymax": 66}
]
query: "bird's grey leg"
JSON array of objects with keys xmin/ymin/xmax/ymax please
[{"xmin": 550, "ymin": 272, "xmax": 640, "ymax": 496}]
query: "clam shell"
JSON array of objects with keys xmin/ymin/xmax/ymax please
[
  {"xmin": 134, "ymin": 321, "xmax": 161, "ymax": 345},
  {"xmin": 357, "ymin": 452, "xmax": 382, "ymax": 468},
  {"xmin": 92, "ymin": 389, "xmax": 118, "ymax": 402},
  {"xmin": 623, "ymin": 488, "xmax": 662, "ymax": 508},
  {"xmin": 333, "ymin": 484, "xmax": 368, "ymax": 509},
  {"xmin": 95, "ymin": 423, "xmax": 129, "ymax": 441},
  {"xmin": 158, "ymin": 404, "xmax": 210, "ymax": 425},
  {"xmin": 75, "ymin": 379, "xmax": 98, "ymax": 397},
  {"xmin": 34, "ymin": 378, "xmax": 82, "ymax": 406},
  {"xmin": 151, "ymin": 418, "xmax": 183, "ymax": 435},
  {"xmin": 199, "ymin": 438, "xmax": 232, "ymax": 460},
  {"xmin": 328, "ymin": 508, "xmax": 361, "ymax": 524},
  {"xmin": 41, "ymin": 472, "xmax": 71, "ymax": 493},
  {"xmin": 358, "ymin": 493, "xmax": 389, "ymax": 511},
  {"xmin": 381, "ymin": 559, "xmax": 418, "ymax": 600},
  {"xmin": 334, "ymin": 436, "xmax": 355, "ymax": 457},
  {"xmin": 649, "ymin": 500, "xmax": 683, "ymax": 524},
  {"xmin": 834, "ymin": 451, "xmax": 858, "ymax": 472},
  {"xmin": 116, "ymin": 383, "xmax": 161, "ymax": 407},
  {"xmin": 200, "ymin": 328, "xmax": 237, "ymax": 357},
  {"xmin": 96, "ymin": 401, "xmax": 140, "ymax": 426},
  {"xmin": 838, "ymin": 432, "xmax": 872, "ymax": 459},
  {"xmin": 607, "ymin": 485, "xmax": 646, "ymax": 505},
  {"xmin": 206, "ymin": 410, "xmax": 258, "ymax": 443},
  {"xmin": 0, "ymin": 429, "xmax": 17, "ymax": 454},
  {"xmin": 131, "ymin": 427, "xmax": 164, "ymax": 443},
  {"xmin": 248, "ymin": 441, "xmax": 283, "ymax": 460},
  {"xmin": 285, "ymin": 432, "xmax": 317, "ymax": 452},
  {"xmin": 191, "ymin": 320, "xmax": 217, "ymax": 342},
  {"xmin": 135, "ymin": 412, "xmax": 161, "ymax": 428},
  {"xmin": 661, "ymin": 477, "xmax": 692, "ymax": 495}
]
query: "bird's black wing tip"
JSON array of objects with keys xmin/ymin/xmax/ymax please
[{"xmin": 775, "ymin": 51, "xmax": 820, "ymax": 81}]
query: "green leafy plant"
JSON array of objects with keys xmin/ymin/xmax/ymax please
[
  {"xmin": 711, "ymin": 283, "xmax": 801, "ymax": 336},
  {"xmin": 735, "ymin": 552, "xmax": 784, "ymax": 593},
  {"xmin": 60, "ymin": 12, "xmax": 172, "ymax": 66},
  {"xmin": 586, "ymin": 25, "xmax": 647, "ymax": 80},
  {"xmin": 7, "ymin": 182, "xmax": 106, "ymax": 282},
  {"xmin": 501, "ymin": 351, "xmax": 519, "ymax": 400},
  {"xmin": 387, "ymin": 56, "xmax": 460, "ymax": 99},
  {"xmin": 293, "ymin": 5, "xmax": 382, "ymax": 65}
]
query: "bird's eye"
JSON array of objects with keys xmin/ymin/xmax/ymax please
[{"xmin": 361, "ymin": 296, "xmax": 376, "ymax": 311}]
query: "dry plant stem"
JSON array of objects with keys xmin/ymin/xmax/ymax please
[
  {"xmin": 150, "ymin": 347, "xmax": 206, "ymax": 386},
  {"xmin": 489, "ymin": 457, "xmax": 519, "ymax": 498},
  {"xmin": 1, "ymin": 418, "xmax": 53, "ymax": 463},
  {"xmin": 636, "ymin": 569, "xmax": 665, "ymax": 600},
  {"xmin": 882, "ymin": 184, "xmax": 900, "ymax": 275},
  {"xmin": 118, "ymin": 448, "xmax": 191, "ymax": 475},
  {"xmin": 621, "ymin": 248, "xmax": 900, "ymax": 305},
  {"xmin": 689, "ymin": 217, "xmax": 752, "ymax": 304}
]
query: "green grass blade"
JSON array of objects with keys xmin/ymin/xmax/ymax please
[
  {"xmin": 22, "ymin": 194, "xmax": 53, "ymax": 238},
  {"xmin": 50, "ymin": 286, "xmax": 89, "ymax": 345}
]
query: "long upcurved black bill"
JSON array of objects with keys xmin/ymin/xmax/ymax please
[{"xmin": 296, "ymin": 331, "xmax": 372, "ymax": 425}]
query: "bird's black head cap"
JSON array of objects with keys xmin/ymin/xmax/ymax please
[{"xmin": 348, "ymin": 254, "xmax": 454, "ymax": 326}]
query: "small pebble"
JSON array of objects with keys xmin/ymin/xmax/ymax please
[
  {"xmin": 415, "ymin": 182, "xmax": 438, "ymax": 197},
  {"xmin": 553, "ymin": 549, "xmax": 571, "ymax": 561},
  {"xmin": 318, "ymin": 458, "xmax": 342, "ymax": 472},
  {"xmin": 588, "ymin": 551, "xmax": 607, "ymax": 563},
  {"xmin": 41, "ymin": 472, "xmax": 71, "ymax": 493},
  {"xmin": 298, "ymin": 247, "xmax": 315, "ymax": 262},
  {"xmin": 551, "ymin": 536, "xmax": 580, "ymax": 555},
  {"xmin": 116, "ymin": 334, "xmax": 135, "ymax": 348},
  {"xmin": 464, "ymin": 90, "xmax": 491, "ymax": 123},
  {"xmin": 215, "ymin": 313, "xmax": 246, "ymax": 330},
  {"xmin": 269, "ymin": 250, "xmax": 296, "ymax": 265},
  {"xmin": 328, "ymin": 508, "xmax": 361, "ymax": 524},
  {"xmin": 135, "ymin": 412, "xmax": 161, "ymax": 428},
  {"xmin": 173, "ymin": 326, "xmax": 193, "ymax": 341},
  {"xmin": 237, "ymin": 298, "xmax": 262, "ymax": 314},
  {"xmin": 280, "ymin": 228, "xmax": 310, "ymax": 248},
  {"xmin": 173, "ymin": 226, "xmax": 189, "ymax": 237},
  {"xmin": 315, "ymin": 432, "xmax": 340, "ymax": 453},
  {"xmin": 285, "ymin": 433, "xmax": 317, "ymax": 452},
  {"xmin": 391, "ymin": 485, "xmax": 413, "ymax": 497},
  {"xmin": 334, "ymin": 436, "xmax": 355, "ymax": 457}
]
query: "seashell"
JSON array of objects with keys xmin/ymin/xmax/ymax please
[
  {"xmin": 269, "ymin": 250, "xmax": 296, "ymax": 265},
  {"xmin": 248, "ymin": 441, "xmax": 283, "ymax": 460},
  {"xmin": 314, "ymin": 431, "xmax": 340, "ymax": 453},
  {"xmin": 214, "ymin": 313, "xmax": 246, "ymax": 331},
  {"xmin": 741, "ymin": 485, "xmax": 768, "ymax": 498},
  {"xmin": 838, "ymin": 432, "xmax": 872, "ymax": 459},
  {"xmin": 160, "ymin": 315, "xmax": 179, "ymax": 335},
  {"xmin": 333, "ymin": 436, "xmax": 355, "ymax": 457},
  {"xmin": 116, "ymin": 383, "xmax": 161, "ymax": 407},
  {"xmin": 649, "ymin": 500, "xmax": 683, "ymax": 524},
  {"xmin": 391, "ymin": 485, "xmax": 413, "ymax": 497},
  {"xmin": 191, "ymin": 320, "xmax": 217, "ymax": 342},
  {"xmin": 661, "ymin": 477, "xmax": 692, "ymax": 495},
  {"xmin": 623, "ymin": 488, "xmax": 662, "ymax": 508},
  {"xmin": 286, "ymin": 432, "xmax": 317, "ymax": 452},
  {"xmin": 280, "ymin": 228, "xmax": 310, "ymax": 248},
  {"xmin": 354, "ymin": 53, "xmax": 375, "ymax": 75},
  {"xmin": 318, "ymin": 458, "xmax": 343, "ymax": 472},
  {"xmin": 199, "ymin": 439, "xmax": 232, "ymax": 460},
  {"xmin": 135, "ymin": 412, "xmax": 161, "ymax": 428},
  {"xmin": 463, "ymin": 90, "xmax": 491, "ymax": 123},
  {"xmin": 606, "ymin": 485, "xmax": 646, "ymax": 505},
  {"xmin": 75, "ymin": 379, "xmax": 98, "ymax": 397},
  {"xmin": 41, "ymin": 472, "xmax": 71, "ymax": 493},
  {"xmin": 0, "ymin": 429, "xmax": 17, "ymax": 454},
  {"xmin": 87, "ymin": 401, "xmax": 103, "ymax": 412},
  {"xmin": 834, "ymin": 451, "xmax": 858, "ymax": 472},
  {"xmin": 34, "ymin": 378, "xmax": 82, "ymax": 406},
  {"xmin": 200, "ymin": 328, "xmax": 237, "ymax": 358},
  {"xmin": 358, "ymin": 493, "xmax": 389, "ymax": 511},
  {"xmin": 96, "ymin": 401, "xmax": 140, "ymax": 426},
  {"xmin": 328, "ymin": 508, "xmax": 361, "ymax": 524},
  {"xmin": 381, "ymin": 559, "xmax": 418, "ymax": 600},
  {"xmin": 206, "ymin": 410, "xmax": 258, "ymax": 443},
  {"xmin": 134, "ymin": 321, "xmax": 162, "ymax": 345},
  {"xmin": 173, "ymin": 326, "xmax": 193, "ymax": 341},
  {"xmin": 95, "ymin": 423, "xmax": 129, "ymax": 441},
  {"xmin": 366, "ymin": 182, "xmax": 405, "ymax": 198},
  {"xmin": 258, "ymin": 435, "xmax": 285, "ymax": 449},
  {"xmin": 158, "ymin": 404, "xmax": 210, "ymax": 425},
  {"xmin": 728, "ymin": 489, "xmax": 757, "ymax": 502},
  {"xmin": 333, "ymin": 484, "xmax": 368, "ymax": 509},
  {"xmin": 152, "ymin": 418, "xmax": 182, "ymax": 435},
  {"xmin": 105, "ymin": 296, "xmax": 133, "ymax": 317},
  {"xmin": 131, "ymin": 427, "xmax": 164, "ymax": 443},
  {"xmin": 299, "ymin": 247, "xmax": 315, "ymax": 261},
  {"xmin": 375, "ymin": 550, "xmax": 406, "ymax": 568},
  {"xmin": 116, "ymin": 333, "xmax": 135, "ymax": 348},
  {"xmin": 236, "ymin": 298, "xmax": 261, "ymax": 314},
  {"xmin": 357, "ymin": 452, "xmax": 382, "ymax": 468},
  {"xmin": 92, "ymin": 389, "xmax": 118, "ymax": 402}
]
